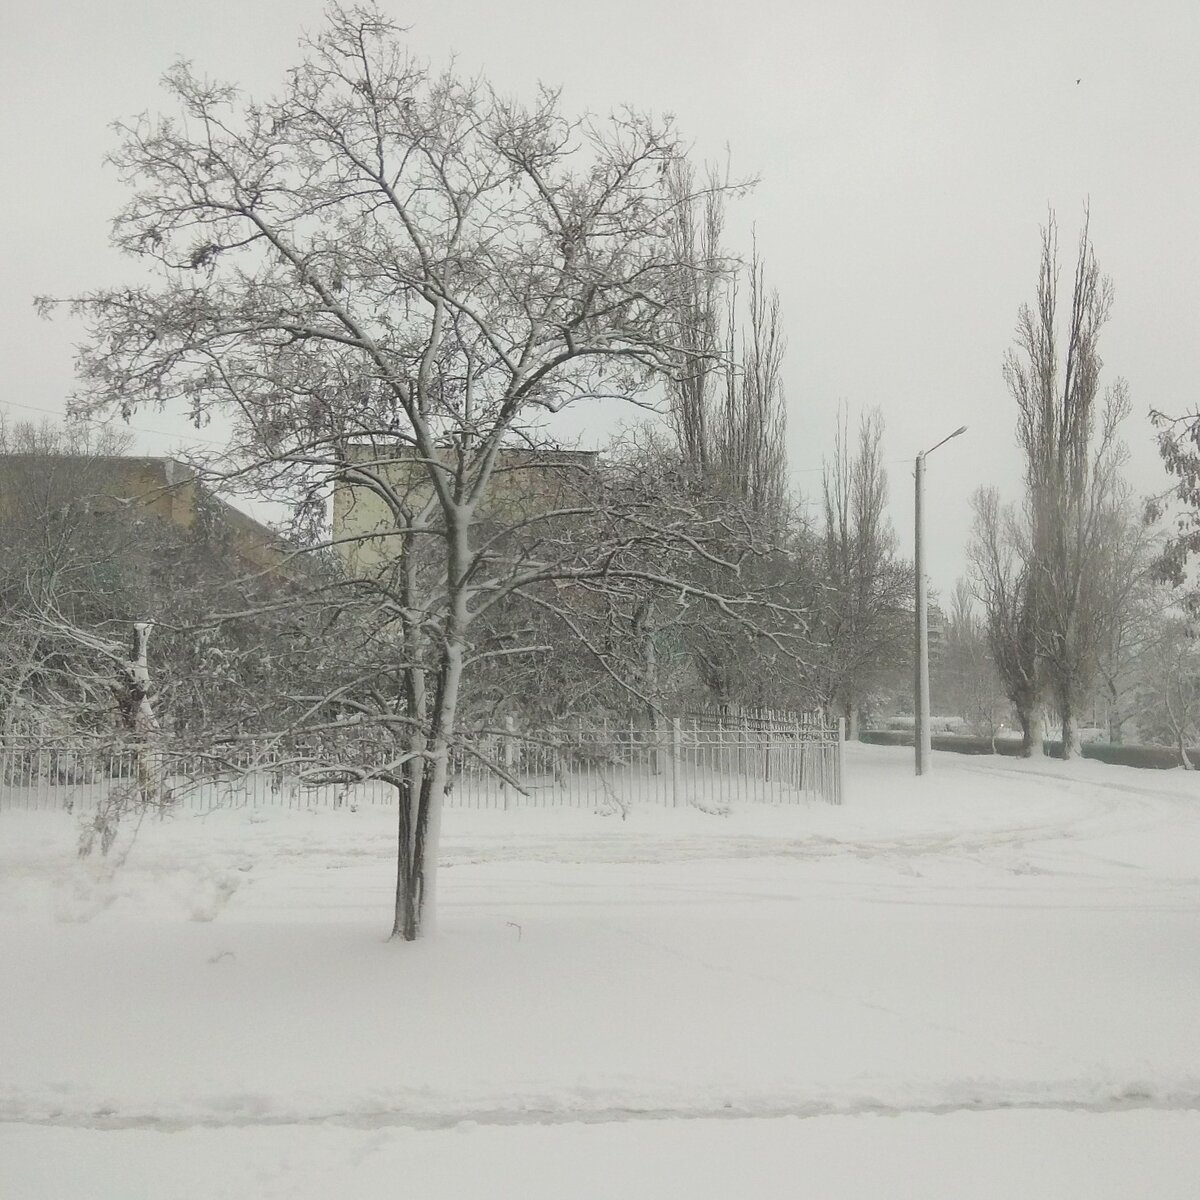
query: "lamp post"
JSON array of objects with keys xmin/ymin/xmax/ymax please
[{"xmin": 914, "ymin": 425, "xmax": 967, "ymax": 776}]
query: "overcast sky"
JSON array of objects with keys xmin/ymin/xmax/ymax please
[{"xmin": 4, "ymin": 0, "xmax": 1198, "ymax": 595}]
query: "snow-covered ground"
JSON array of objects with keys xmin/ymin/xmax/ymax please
[{"xmin": 3, "ymin": 743, "xmax": 1199, "ymax": 1197}]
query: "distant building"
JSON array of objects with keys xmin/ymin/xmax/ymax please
[
  {"xmin": 331, "ymin": 444, "xmax": 599, "ymax": 574},
  {"xmin": 0, "ymin": 454, "xmax": 286, "ymax": 574}
]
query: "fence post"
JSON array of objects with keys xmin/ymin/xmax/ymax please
[
  {"xmin": 790, "ymin": 719, "xmax": 801, "ymax": 795},
  {"xmin": 836, "ymin": 716, "xmax": 846, "ymax": 806},
  {"xmin": 503, "ymin": 715, "xmax": 516, "ymax": 810},
  {"xmin": 671, "ymin": 718, "xmax": 681, "ymax": 807},
  {"xmin": 250, "ymin": 739, "xmax": 259, "ymax": 809}
]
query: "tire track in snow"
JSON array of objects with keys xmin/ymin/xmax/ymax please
[{"xmin": 8, "ymin": 1088, "xmax": 1200, "ymax": 1132}]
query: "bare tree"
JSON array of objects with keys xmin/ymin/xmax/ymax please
[
  {"xmin": 665, "ymin": 158, "xmax": 726, "ymax": 473},
  {"xmin": 47, "ymin": 7, "xmax": 796, "ymax": 940},
  {"xmin": 1, "ymin": 419, "xmax": 139, "ymax": 736},
  {"xmin": 1134, "ymin": 612, "xmax": 1200, "ymax": 768},
  {"xmin": 665, "ymin": 162, "xmax": 788, "ymax": 528},
  {"xmin": 1000, "ymin": 211, "xmax": 1143, "ymax": 756},
  {"xmin": 815, "ymin": 409, "xmax": 912, "ymax": 735},
  {"xmin": 0, "ymin": 417, "xmax": 294, "ymax": 747},
  {"xmin": 969, "ymin": 488, "xmax": 1045, "ymax": 753},
  {"xmin": 1150, "ymin": 407, "xmax": 1200, "ymax": 608},
  {"xmin": 653, "ymin": 162, "xmax": 796, "ymax": 710},
  {"xmin": 934, "ymin": 579, "xmax": 1007, "ymax": 739},
  {"xmin": 1095, "ymin": 571, "xmax": 1166, "ymax": 744},
  {"xmin": 716, "ymin": 242, "xmax": 789, "ymax": 525}
]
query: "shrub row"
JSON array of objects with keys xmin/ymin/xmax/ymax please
[{"xmin": 858, "ymin": 730, "xmax": 1199, "ymax": 770}]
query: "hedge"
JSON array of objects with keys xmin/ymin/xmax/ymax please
[{"xmin": 858, "ymin": 730, "xmax": 1199, "ymax": 770}]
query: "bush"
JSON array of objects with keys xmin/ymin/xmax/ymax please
[{"xmin": 857, "ymin": 730, "xmax": 1199, "ymax": 769}]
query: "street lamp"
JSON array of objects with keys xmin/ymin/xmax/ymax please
[{"xmin": 914, "ymin": 425, "xmax": 967, "ymax": 776}]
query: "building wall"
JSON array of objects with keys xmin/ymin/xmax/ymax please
[
  {"xmin": 331, "ymin": 445, "xmax": 599, "ymax": 575},
  {"xmin": 0, "ymin": 455, "xmax": 285, "ymax": 574}
]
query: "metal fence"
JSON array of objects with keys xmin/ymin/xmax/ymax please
[{"xmin": 0, "ymin": 715, "xmax": 843, "ymax": 814}]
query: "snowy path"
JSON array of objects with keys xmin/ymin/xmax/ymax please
[
  {"xmin": 6, "ymin": 1110, "xmax": 1200, "ymax": 1200},
  {"xmin": 2, "ymin": 743, "xmax": 1199, "ymax": 1196}
]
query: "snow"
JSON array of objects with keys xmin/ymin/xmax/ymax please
[
  {"xmin": 6, "ymin": 1112, "xmax": 1200, "ymax": 1200},
  {"xmin": 3, "ymin": 743, "xmax": 1199, "ymax": 1197}
]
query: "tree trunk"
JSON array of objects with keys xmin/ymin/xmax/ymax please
[
  {"xmin": 1179, "ymin": 731, "xmax": 1194, "ymax": 771},
  {"xmin": 392, "ymin": 700, "xmax": 458, "ymax": 943},
  {"xmin": 1107, "ymin": 708, "xmax": 1125, "ymax": 745},
  {"xmin": 126, "ymin": 622, "xmax": 162, "ymax": 810},
  {"xmin": 404, "ymin": 665, "xmax": 460, "ymax": 940},
  {"xmin": 116, "ymin": 622, "xmax": 159, "ymax": 736},
  {"xmin": 645, "ymin": 633, "xmax": 662, "ymax": 776},
  {"xmin": 391, "ymin": 735, "xmax": 425, "ymax": 941},
  {"xmin": 392, "ymin": 773, "xmax": 416, "ymax": 940},
  {"xmin": 391, "ymin": 507, "xmax": 472, "ymax": 941},
  {"xmin": 1019, "ymin": 705, "xmax": 1045, "ymax": 758},
  {"xmin": 391, "ymin": 536, "xmax": 430, "ymax": 941},
  {"xmin": 1060, "ymin": 707, "xmax": 1081, "ymax": 760},
  {"xmin": 393, "ymin": 731, "xmax": 450, "ymax": 943}
]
